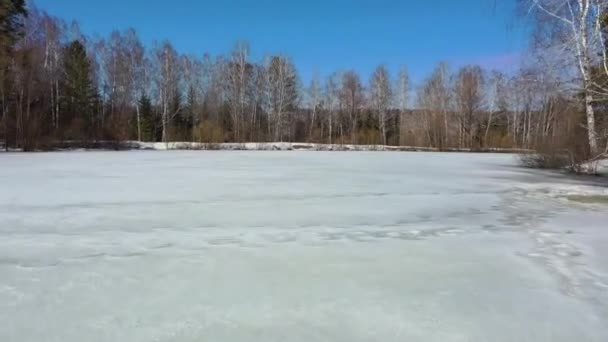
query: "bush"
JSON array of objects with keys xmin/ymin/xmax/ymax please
[
  {"xmin": 519, "ymin": 151, "xmax": 573, "ymax": 169},
  {"xmin": 519, "ymin": 138, "xmax": 592, "ymax": 173},
  {"xmin": 193, "ymin": 120, "xmax": 226, "ymax": 143}
]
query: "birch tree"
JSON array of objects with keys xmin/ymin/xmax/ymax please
[
  {"xmin": 454, "ymin": 65, "xmax": 484, "ymax": 148},
  {"xmin": 266, "ymin": 55, "xmax": 298, "ymax": 141},
  {"xmin": 153, "ymin": 41, "xmax": 181, "ymax": 142},
  {"xmin": 525, "ymin": 0, "xmax": 608, "ymax": 154},
  {"xmin": 370, "ymin": 65, "xmax": 393, "ymax": 145},
  {"xmin": 223, "ymin": 41, "xmax": 250, "ymax": 141},
  {"xmin": 41, "ymin": 14, "xmax": 65, "ymax": 133},
  {"xmin": 484, "ymin": 70, "xmax": 508, "ymax": 144},
  {"xmin": 324, "ymin": 73, "xmax": 340, "ymax": 144},
  {"xmin": 248, "ymin": 63, "xmax": 267, "ymax": 140},
  {"xmin": 339, "ymin": 70, "xmax": 365, "ymax": 143},
  {"xmin": 307, "ymin": 74, "xmax": 321, "ymax": 141},
  {"xmin": 396, "ymin": 66, "xmax": 410, "ymax": 145},
  {"xmin": 418, "ymin": 62, "xmax": 452, "ymax": 148},
  {"xmin": 123, "ymin": 29, "xmax": 145, "ymax": 141}
]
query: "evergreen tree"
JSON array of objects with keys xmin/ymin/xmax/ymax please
[
  {"xmin": 169, "ymin": 86, "xmax": 188, "ymax": 139},
  {"xmin": 61, "ymin": 40, "xmax": 97, "ymax": 139},
  {"xmin": 0, "ymin": 0, "xmax": 27, "ymax": 55},
  {"xmin": 183, "ymin": 85, "xmax": 196, "ymax": 131},
  {"xmin": 1, "ymin": 0, "xmax": 27, "ymax": 150},
  {"xmin": 138, "ymin": 93, "xmax": 154, "ymax": 141}
]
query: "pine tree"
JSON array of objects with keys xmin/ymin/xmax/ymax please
[
  {"xmin": 169, "ymin": 86, "xmax": 187, "ymax": 139},
  {"xmin": 138, "ymin": 93, "xmax": 154, "ymax": 141},
  {"xmin": 61, "ymin": 40, "xmax": 97, "ymax": 139},
  {"xmin": 0, "ymin": 0, "xmax": 27, "ymax": 55},
  {"xmin": 183, "ymin": 85, "xmax": 196, "ymax": 133},
  {"xmin": 1, "ymin": 0, "xmax": 27, "ymax": 150}
]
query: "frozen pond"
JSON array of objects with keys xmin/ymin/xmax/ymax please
[{"xmin": 1, "ymin": 151, "xmax": 607, "ymax": 342}]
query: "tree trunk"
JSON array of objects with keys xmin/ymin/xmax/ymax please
[
  {"xmin": 381, "ymin": 112, "xmax": 387, "ymax": 146},
  {"xmin": 136, "ymin": 104, "xmax": 142, "ymax": 142},
  {"xmin": 25, "ymin": 84, "xmax": 31, "ymax": 151},
  {"xmin": 328, "ymin": 114, "xmax": 332, "ymax": 145},
  {"xmin": 485, "ymin": 110, "xmax": 494, "ymax": 147},
  {"xmin": 350, "ymin": 105, "xmax": 356, "ymax": 144},
  {"xmin": 443, "ymin": 111, "xmax": 449, "ymax": 148},
  {"xmin": 574, "ymin": 2, "xmax": 599, "ymax": 155},
  {"xmin": 162, "ymin": 114, "xmax": 167, "ymax": 143},
  {"xmin": 309, "ymin": 106, "xmax": 316, "ymax": 142},
  {"xmin": 16, "ymin": 88, "xmax": 23, "ymax": 149},
  {"xmin": 162, "ymin": 98, "xmax": 168, "ymax": 143},
  {"xmin": 399, "ymin": 111, "xmax": 407, "ymax": 146},
  {"xmin": 1, "ymin": 84, "xmax": 7, "ymax": 152},
  {"xmin": 584, "ymin": 92, "xmax": 599, "ymax": 154}
]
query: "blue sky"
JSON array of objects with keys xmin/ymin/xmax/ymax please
[{"xmin": 32, "ymin": 0, "xmax": 527, "ymax": 85}]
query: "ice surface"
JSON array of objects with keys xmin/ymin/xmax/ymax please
[{"xmin": 1, "ymin": 151, "xmax": 607, "ymax": 342}]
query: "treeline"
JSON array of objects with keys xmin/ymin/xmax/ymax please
[{"xmin": 0, "ymin": 2, "xmax": 606, "ymax": 153}]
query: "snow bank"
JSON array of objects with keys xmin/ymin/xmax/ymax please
[
  {"xmin": 580, "ymin": 158, "xmax": 608, "ymax": 175},
  {"xmin": 599, "ymin": 159, "xmax": 608, "ymax": 174},
  {"xmin": 0, "ymin": 140, "xmax": 535, "ymax": 153},
  {"xmin": 515, "ymin": 182, "xmax": 608, "ymax": 200},
  {"xmin": 133, "ymin": 141, "xmax": 530, "ymax": 153}
]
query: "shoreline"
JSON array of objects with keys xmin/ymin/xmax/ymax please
[{"xmin": 0, "ymin": 141, "xmax": 534, "ymax": 154}]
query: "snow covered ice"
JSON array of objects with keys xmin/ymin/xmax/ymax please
[{"xmin": 1, "ymin": 151, "xmax": 607, "ymax": 342}]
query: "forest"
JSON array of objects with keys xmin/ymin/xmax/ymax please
[{"xmin": 1, "ymin": 0, "xmax": 607, "ymax": 162}]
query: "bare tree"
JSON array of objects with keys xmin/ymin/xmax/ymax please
[
  {"xmin": 247, "ymin": 63, "xmax": 267, "ymax": 141},
  {"xmin": 266, "ymin": 55, "xmax": 298, "ymax": 141},
  {"xmin": 454, "ymin": 65, "xmax": 485, "ymax": 148},
  {"xmin": 418, "ymin": 62, "xmax": 452, "ymax": 148},
  {"xmin": 339, "ymin": 70, "xmax": 365, "ymax": 143},
  {"xmin": 153, "ymin": 41, "xmax": 181, "ymax": 142},
  {"xmin": 41, "ymin": 13, "xmax": 65, "ymax": 134},
  {"xmin": 223, "ymin": 41, "xmax": 250, "ymax": 141},
  {"xmin": 524, "ymin": 0, "xmax": 608, "ymax": 154},
  {"xmin": 307, "ymin": 74, "xmax": 321, "ymax": 141},
  {"xmin": 370, "ymin": 65, "xmax": 393, "ymax": 145},
  {"xmin": 13, "ymin": 8, "xmax": 46, "ymax": 149},
  {"xmin": 484, "ymin": 70, "xmax": 508, "ymax": 144},
  {"xmin": 200, "ymin": 53, "xmax": 221, "ymax": 124},
  {"xmin": 396, "ymin": 66, "xmax": 410, "ymax": 145},
  {"xmin": 324, "ymin": 73, "xmax": 340, "ymax": 144},
  {"xmin": 123, "ymin": 29, "xmax": 145, "ymax": 142}
]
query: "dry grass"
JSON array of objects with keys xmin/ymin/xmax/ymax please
[{"xmin": 566, "ymin": 195, "xmax": 608, "ymax": 204}]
